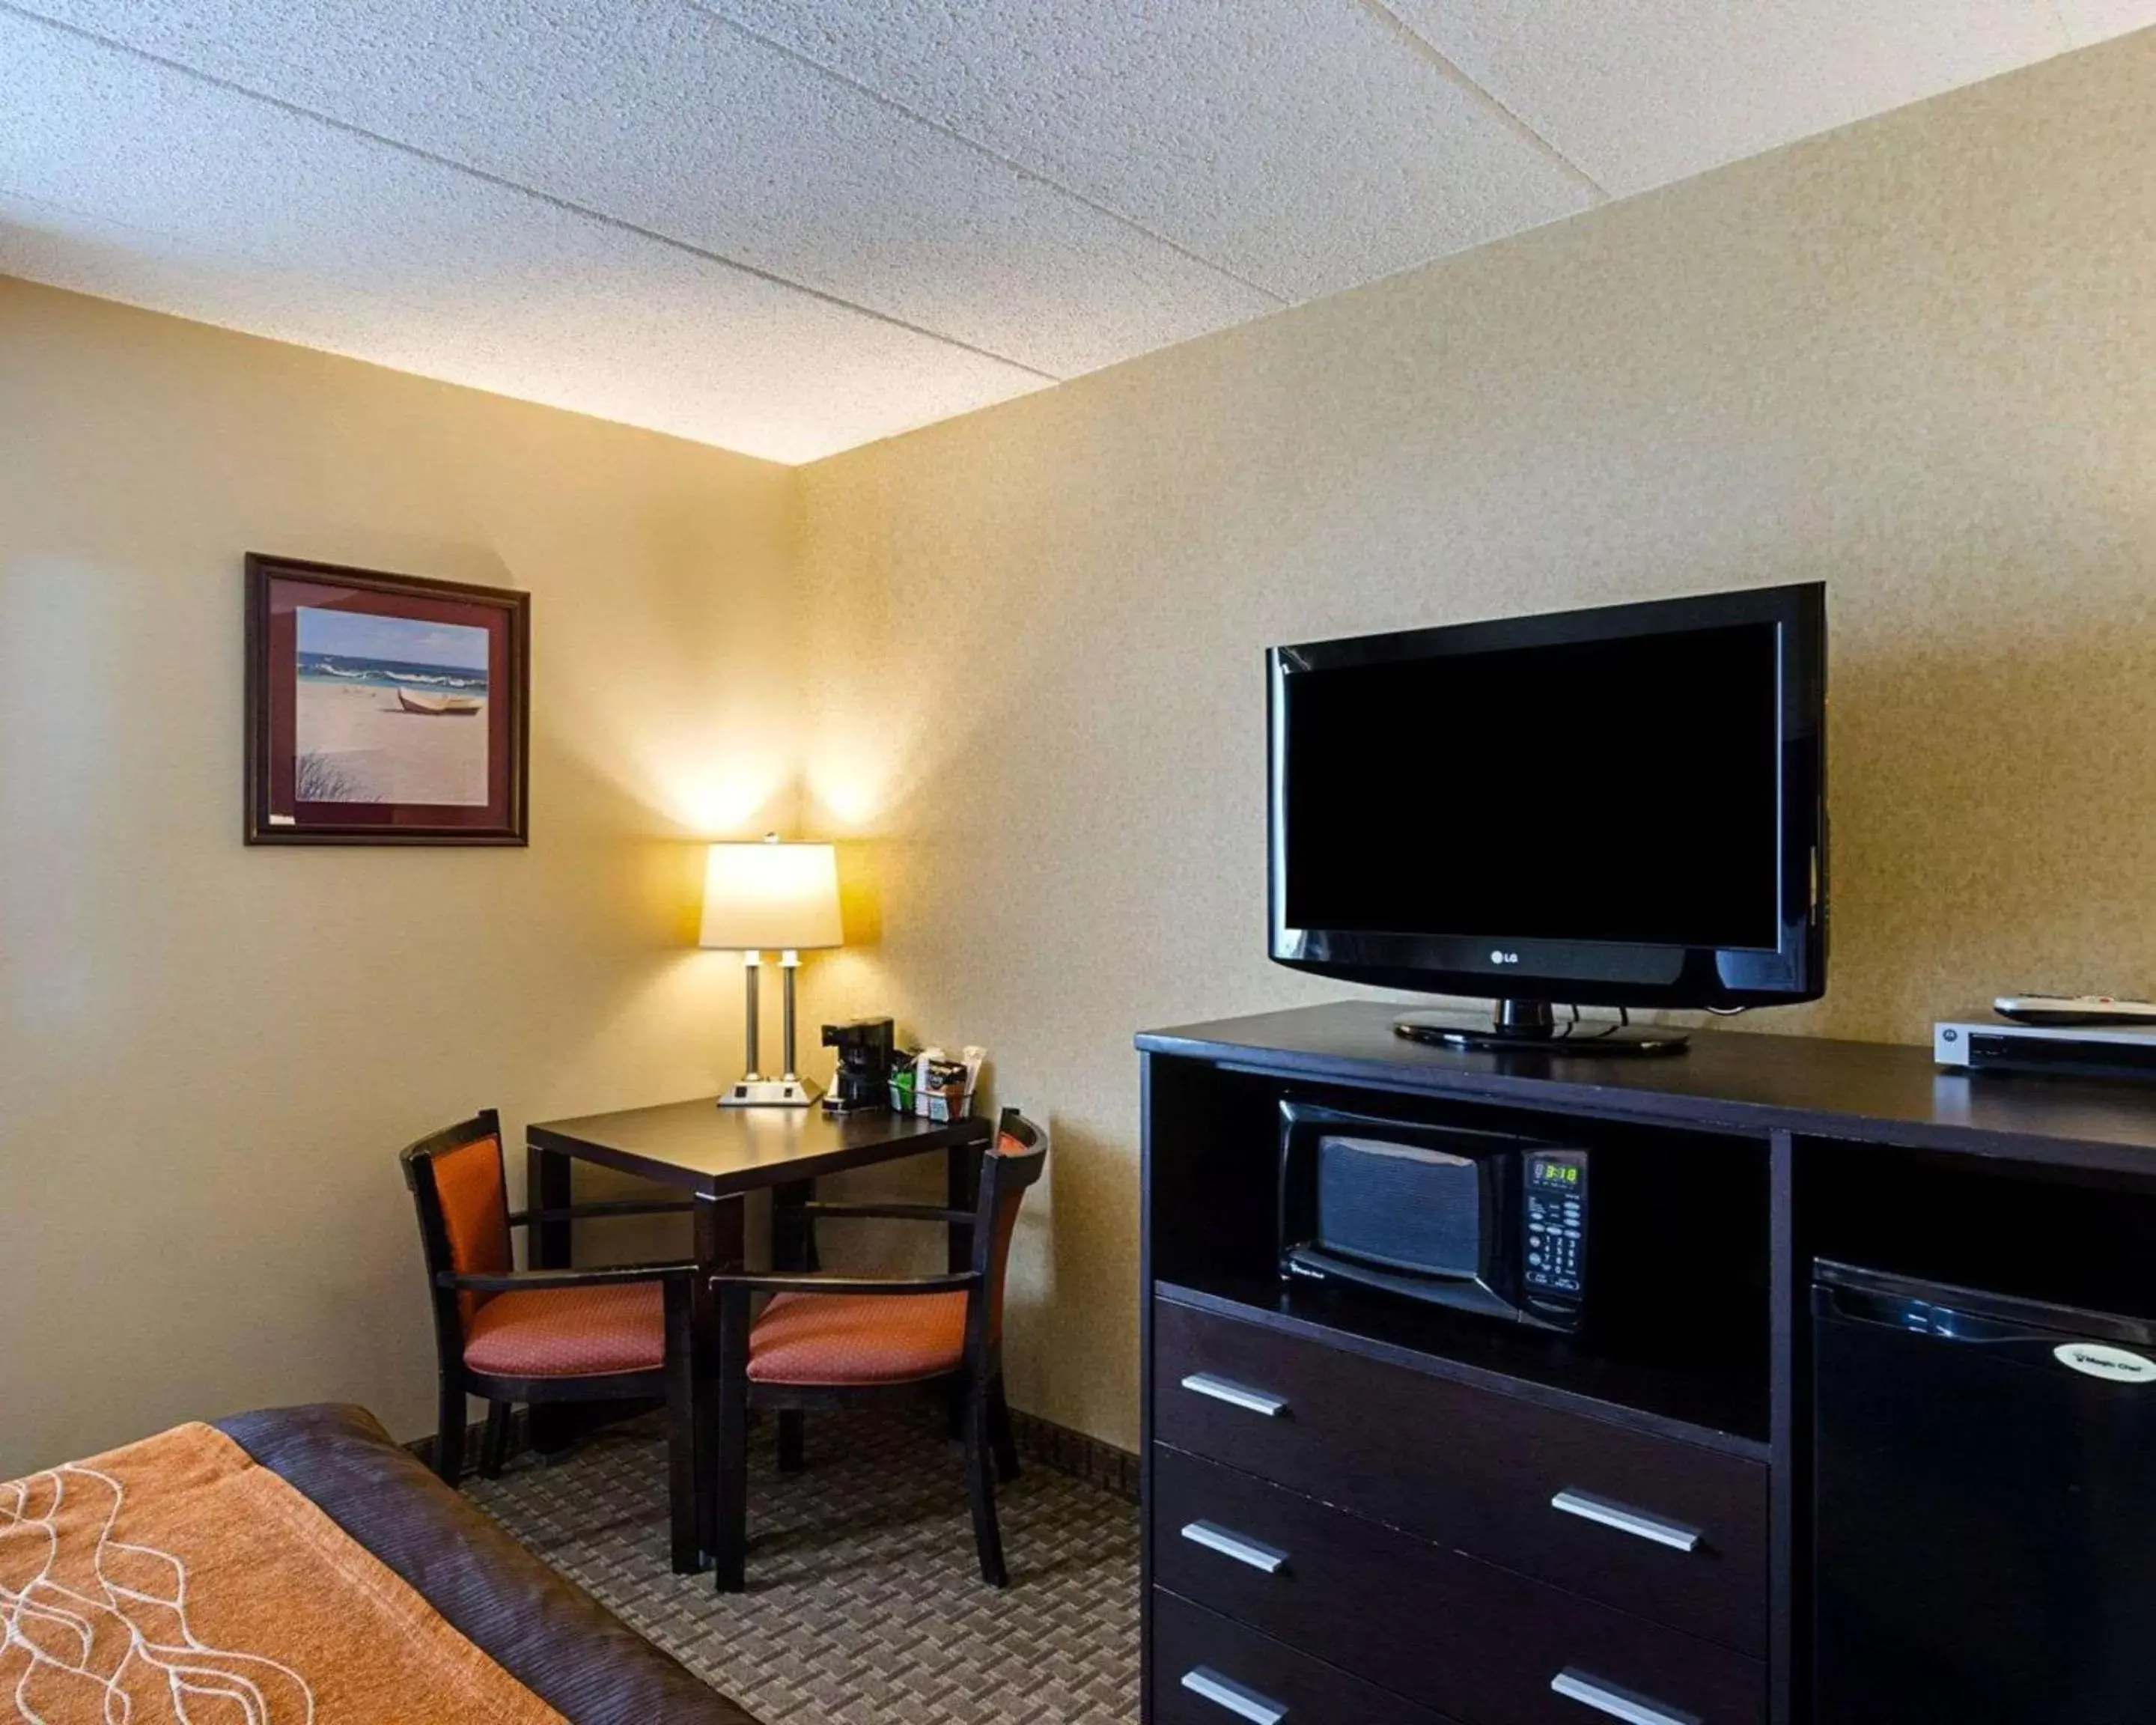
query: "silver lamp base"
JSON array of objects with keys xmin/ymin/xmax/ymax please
[
  {"xmin": 719, "ymin": 1074, "xmax": 823, "ymax": 1108},
  {"xmin": 717, "ymin": 950, "xmax": 823, "ymax": 1107}
]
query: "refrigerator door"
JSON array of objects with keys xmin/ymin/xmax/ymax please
[{"xmin": 1812, "ymin": 1262, "xmax": 2156, "ymax": 1725}]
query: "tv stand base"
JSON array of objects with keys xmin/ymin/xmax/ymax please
[{"xmin": 1395, "ymin": 1000, "xmax": 1691, "ymax": 1058}]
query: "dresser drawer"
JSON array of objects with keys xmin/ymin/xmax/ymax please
[
  {"xmin": 1153, "ymin": 1589, "xmax": 1460, "ymax": 1725},
  {"xmin": 1153, "ymin": 1297, "xmax": 1767, "ymax": 1654},
  {"xmin": 1154, "ymin": 1446, "xmax": 1764, "ymax": 1725}
]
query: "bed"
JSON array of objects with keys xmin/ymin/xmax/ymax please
[{"xmin": 1, "ymin": 1402, "xmax": 755, "ymax": 1724}]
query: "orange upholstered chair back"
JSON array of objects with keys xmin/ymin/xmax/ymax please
[
  {"xmin": 977, "ymin": 1109, "xmax": 1047, "ymax": 1347},
  {"xmin": 401, "ymin": 1113, "xmax": 513, "ymax": 1333}
]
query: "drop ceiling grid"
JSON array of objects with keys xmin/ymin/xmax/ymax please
[
  {"xmin": 7, "ymin": 0, "xmax": 1279, "ymax": 379},
  {"xmin": 1374, "ymin": 0, "xmax": 2125, "ymax": 197},
  {"xmin": 1, "ymin": 0, "xmax": 2148, "ymax": 463},
  {"xmin": 0, "ymin": 11, "xmax": 1050, "ymax": 460},
  {"xmin": 2051, "ymin": 0, "xmax": 2156, "ymax": 43},
  {"xmin": 702, "ymin": 0, "xmax": 1596, "ymax": 301}
]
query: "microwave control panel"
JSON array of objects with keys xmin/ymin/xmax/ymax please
[{"xmin": 1521, "ymin": 1150, "xmax": 1589, "ymax": 1319}]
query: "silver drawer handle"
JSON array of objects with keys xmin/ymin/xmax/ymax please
[
  {"xmin": 1550, "ymin": 1489, "xmax": 1702, "ymax": 1554},
  {"xmin": 1551, "ymin": 1667, "xmax": 1702, "ymax": 1725},
  {"xmin": 1181, "ymin": 1667, "xmax": 1288, "ymax": 1725},
  {"xmin": 1180, "ymin": 1372, "xmax": 1288, "ymax": 1418},
  {"xmin": 1180, "ymin": 1520, "xmax": 1288, "ymax": 1575}
]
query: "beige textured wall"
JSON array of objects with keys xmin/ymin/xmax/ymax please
[
  {"xmin": 0, "ymin": 279, "xmax": 797, "ymax": 1474},
  {"xmin": 5, "ymin": 32, "xmax": 2152, "ymax": 1471},
  {"xmin": 796, "ymin": 34, "xmax": 2156, "ymax": 1451}
]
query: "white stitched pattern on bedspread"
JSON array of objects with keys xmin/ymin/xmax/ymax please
[{"xmin": 0, "ymin": 1462, "xmax": 317, "ymax": 1724}]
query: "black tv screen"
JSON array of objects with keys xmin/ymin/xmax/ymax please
[
  {"xmin": 1268, "ymin": 584, "xmax": 1825, "ymax": 1011},
  {"xmin": 1285, "ymin": 623, "xmax": 1780, "ymax": 949}
]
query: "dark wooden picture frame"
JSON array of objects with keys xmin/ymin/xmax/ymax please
[{"xmin": 245, "ymin": 553, "xmax": 530, "ymax": 845}]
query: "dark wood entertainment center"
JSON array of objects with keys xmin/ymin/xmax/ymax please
[{"xmin": 1136, "ymin": 1001, "xmax": 2156, "ymax": 1725}]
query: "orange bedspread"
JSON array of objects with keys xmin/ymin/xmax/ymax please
[{"xmin": 1, "ymin": 1420, "xmax": 567, "ymax": 1724}]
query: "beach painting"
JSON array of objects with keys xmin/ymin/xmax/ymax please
[
  {"xmin": 294, "ymin": 608, "xmax": 491, "ymax": 806},
  {"xmin": 246, "ymin": 554, "xmax": 529, "ymax": 845}
]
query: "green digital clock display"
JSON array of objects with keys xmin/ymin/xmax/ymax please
[{"xmin": 1532, "ymin": 1161, "xmax": 1582, "ymax": 1188}]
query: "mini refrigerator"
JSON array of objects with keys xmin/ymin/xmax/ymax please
[{"xmin": 1812, "ymin": 1260, "xmax": 2156, "ymax": 1724}]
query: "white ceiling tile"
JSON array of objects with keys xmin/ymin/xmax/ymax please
[
  {"xmin": 0, "ymin": 14, "xmax": 1044, "ymax": 463},
  {"xmin": 2054, "ymin": 1, "xmax": 2156, "ymax": 46},
  {"xmin": 1378, "ymin": 0, "xmax": 2069, "ymax": 195},
  {"xmin": 13, "ymin": 0, "xmax": 1276, "ymax": 378},
  {"xmin": 698, "ymin": 0, "xmax": 1595, "ymax": 301},
  {"xmin": 0, "ymin": 0, "xmax": 2124, "ymax": 460}
]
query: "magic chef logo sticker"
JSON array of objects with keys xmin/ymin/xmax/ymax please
[{"xmin": 2053, "ymin": 1342, "xmax": 2156, "ymax": 1383}]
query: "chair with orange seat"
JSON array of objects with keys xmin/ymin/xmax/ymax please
[
  {"xmin": 707, "ymin": 1106, "xmax": 1047, "ymax": 1591},
  {"xmin": 399, "ymin": 1110, "xmax": 703, "ymax": 1572}
]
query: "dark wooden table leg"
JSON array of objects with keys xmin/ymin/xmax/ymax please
[
  {"xmin": 945, "ymin": 1132, "xmax": 987, "ymax": 1437},
  {"xmin": 771, "ymin": 1176, "xmax": 812, "ymax": 1473},
  {"xmin": 692, "ymin": 1190, "xmax": 746, "ymax": 1567},
  {"xmin": 772, "ymin": 1177, "xmax": 814, "ymax": 1273},
  {"xmin": 528, "ymin": 1141, "xmax": 573, "ymax": 1271},
  {"xmin": 526, "ymin": 1143, "xmax": 577, "ymax": 1457},
  {"xmin": 946, "ymin": 1136, "xmax": 984, "ymax": 1275}
]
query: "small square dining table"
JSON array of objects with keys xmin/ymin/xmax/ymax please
[{"xmin": 525, "ymin": 1098, "xmax": 993, "ymax": 1569}]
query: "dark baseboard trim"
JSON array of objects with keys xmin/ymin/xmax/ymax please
[
  {"xmin": 1008, "ymin": 1408, "xmax": 1139, "ymax": 1502},
  {"xmin": 417, "ymin": 1402, "xmax": 1139, "ymax": 1503}
]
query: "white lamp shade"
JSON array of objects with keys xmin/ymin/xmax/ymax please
[{"xmin": 698, "ymin": 841, "xmax": 842, "ymax": 951}]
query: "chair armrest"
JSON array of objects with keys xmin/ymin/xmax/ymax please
[
  {"xmin": 506, "ymin": 1201, "xmax": 695, "ymax": 1226},
  {"xmin": 437, "ymin": 1263, "xmax": 694, "ymax": 1293},
  {"xmin": 788, "ymin": 1202, "xmax": 975, "ymax": 1227},
  {"xmin": 708, "ymin": 1270, "xmax": 979, "ymax": 1298}
]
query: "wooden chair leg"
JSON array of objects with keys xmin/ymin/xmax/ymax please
[
  {"xmin": 663, "ymin": 1278, "xmax": 700, "ymax": 1576},
  {"xmin": 667, "ymin": 1393, "xmax": 701, "ymax": 1575},
  {"xmin": 433, "ymin": 1381, "xmax": 468, "ymax": 1486},
  {"xmin": 776, "ymin": 1410, "xmax": 806, "ymax": 1473},
  {"xmin": 987, "ymin": 1377, "xmax": 1020, "ymax": 1485},
  {"xmin": 478, "ymin": 1401, "xmax": 514, "ymax": 1479},
  {"xmin": 713, "ymin": 1294, "xmax": 752, "ymax": 1592},
  {"xmin": 963, "ymin": 1380, "xmax": 1009, "ymax": 1588},
  {"xmin": 692, "ymin": 1297, "xmax": 719, "ymax": 1563}
]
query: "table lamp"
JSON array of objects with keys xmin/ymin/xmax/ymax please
[{"xmin": 700, "ymin": 836, "xmax": 843, "ymax": 1107}]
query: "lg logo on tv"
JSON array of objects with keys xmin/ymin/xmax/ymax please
[{"xmin": 1490, "ymin": 950, "xmax": 1520, "ymax": 965}]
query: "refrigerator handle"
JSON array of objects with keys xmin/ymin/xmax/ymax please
[{"xmin": 1819, "ymin": 1282, "xmax": 2057, "ymax": 1344}]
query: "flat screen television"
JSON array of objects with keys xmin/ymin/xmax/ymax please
[{"xmin": 1267, "ymin": 582, "xmax": 1826, "ymax": 1053}]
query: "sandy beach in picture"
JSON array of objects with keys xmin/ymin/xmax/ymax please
[
  {"xmin": 293, "ymin": 607, "xmax": 491, "ymax": 806},
  {"xmin": 294, "ymin": 681, "xmax": 490, "ymax": 804}
]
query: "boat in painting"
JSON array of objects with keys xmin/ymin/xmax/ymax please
[{"xmin": 397, "ymin": 689, "xmax": 483, "ymax": 717}]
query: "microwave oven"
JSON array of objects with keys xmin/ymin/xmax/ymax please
[{"xmin": 1278, "ymin": 1101, "xmax": 1592, "ymax": 1333}]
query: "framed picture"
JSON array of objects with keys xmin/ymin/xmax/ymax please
[{"xmin": 244, "ymin": 553, "xmax": 529, "ymax": 845}]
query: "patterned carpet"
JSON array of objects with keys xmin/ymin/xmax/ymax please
[{"xmin": 469, "ymin": 1407, "xmax": 1140, "ymax": 1725}]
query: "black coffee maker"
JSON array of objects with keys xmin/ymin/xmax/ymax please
[{"xmin": 821, "ymin": 1017, "xmax": 895, "ymax": 1114}]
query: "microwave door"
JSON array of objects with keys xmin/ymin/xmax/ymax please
[
  {"xmin": 1315, "ymin": 1137, "xmax": 1482, "ymax": 1277},
  {"xmin": 1285, "ymin": 1128, "xmax": 1527, "ymax": 1325}
]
